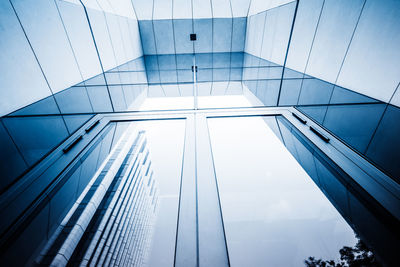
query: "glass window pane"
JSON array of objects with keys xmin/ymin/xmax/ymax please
[{"xmin": 207, "ymin": 116, "xmax": 360, "ymax": 266}]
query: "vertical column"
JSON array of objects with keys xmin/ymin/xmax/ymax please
[
  {"xmin": 195, "ymin": 114, "xmax": 229, "ymax": 266},
  {"xmin": 193, "ymin": 55, "xmax": 198, "ymax": 109},
  {"xmin": 174, "ymin": 115, "xmax": 198, "ymax": 266}
]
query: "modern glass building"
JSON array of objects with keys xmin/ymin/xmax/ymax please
[{"xmin": 0, "ymin": 0, "xmax": 399, "ymax": 266}]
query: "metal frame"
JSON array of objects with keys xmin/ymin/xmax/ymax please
[{"xmin": 1, "ymin": 106, "xmax": 399, "ymax": 266}]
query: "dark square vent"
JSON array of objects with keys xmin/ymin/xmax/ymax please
[{"xmin": 190, "ymin": 33, "xmax": 197, "ymax": 41}]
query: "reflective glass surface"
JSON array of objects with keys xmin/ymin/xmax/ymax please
[
  {"xmin": 1, "ymin": 0, "xmax": 400, "ymax": 266},
  {"xmin": 0, "ymin": 114, "xmax": 93, "ymax": 193},
  {"xmin": 64, "ymin": 120, "xmax": 186, "ymax": 266},
  {"xmin": 298, "ymin": 103, "xmax": 400, "ymax": 183},
  {"xmin": 0, "ymin": 119, "xmax": 186, "ymax": 266},
  {"xmin": 208, "ymin": 116, "xmax": 399, "ymax": 266}
]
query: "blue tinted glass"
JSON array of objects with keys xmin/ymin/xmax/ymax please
[
  {"xmin": 79, "ymin": 73, "xmax": 106, "ymax": 86},
  {"xmin": 322, "ymin": 103, "xmax": 386, "ymax": 152},
  {"xmin": 197, "ymin": 69, "xmax": 212, "ymax": 82},
  {"xmin": 230, "ymin": 68, "xmax": 242, "ymax": 80},
  {"xmin": 86, "ymin": 86, "xmax": 113, "ymax": 112},
  {"xmin": 330, "ymin": 86, "xmax": 379, "ymax": 104},
  {"xmin": 138, "ymin": 20, "xmax": 157, "ymax": 54},
  {"xmin": 116, "ymin": 57, "xmax": 146, "ymax": 72},
  {"xmin": 160, "ymin": 70, "xmax": 178, "ymax": 83},
  {"xmin": 63, "ymin": 114, "xmax": 93, "ymax": 134},
  {"xmin": 244, "ymin": 80, "xmax": 258, "ymax": 95},
  {"xmin": 147, "ymin": 70, "xmax": 161, "ymax": 84},
  {"xmin": 177, "ymin": 70, "xmax": 193, "ymax": 83},
  {"xmin": 173, "ymin": 19, "xmax": 193, "ymax": 54},
  {"xmin": 158, "ymin": 54, "xmax": 177, "ymax": 70},
  {"xmin": 176, "ymin": 54, "xmax": 193, "ymax": 69},
  {"xmin": 278, "ymin": 79, "xmax": 302, "ymax": 106},
  {"xmin": 48, "ymin": 163, "xmax": 81, "ymax": 231},
  {"xmin": 243, "ymin": 53, "xmax": 261, "ymax": 67},
  {"xmin": 230, "ymin": 52, "xmax": 244, "ymax": 68},
  {"xmin": 232, "ymin": 17, "xmax": 246, "ymax": 52},
  {"xmin": 213, "ymin": 18, "xmax": 232, "ymax": 53},
  {"xmin": 296, "ymin": 106, "xmax": 328, "ymax": 124},
  {"xmin": 196, "ymin": 53, "xmax": 212, "ymax": 69},
  {"xmin": 153, "ymin": 20, "xmax": 175, "ymax": 54},
  {"xmin": 365, "ymin": 105, "xmax": 400, "ymax": 182},
  {"xmin": 242, "ymin": 67, "xmax": 258, "ymax": 80},
  {"xmin": 213, "ymin": 53, "xmax": 230, "ymax": 68},
  {"xmin": 255, "ymin": 79, "xmax": 280, "ymax": 106},
  {"xmin": 213, "ymin": 68, "xmax": 230, "ymax": 81},
  {"xmin": 193, "ymin": 19, "xmax": 212, "ymax": 53},
  {"xmin": 104, "ymin": 72, "xmax": 122, "ymax": 85},
  {"xmin": 10, "ymin": 96, "xmax": 60, "ymax": 116},
  {"xmin": 283, "ymin": 67, "xmax": 305, "ymax": 79},
  {"xmin": 208, "ymin": 115, "xmax": 398, "ymax": 267},
  {"xmin": 274, "ymin": 116, "xmax": 398, "ymax": 265},
  {"xmin": 54, "ymin": 86, "xmax": 93, "ymax": 113},
  {"xmin": 145, "ymin": 55, "xmax": 159, "ymax": 71},
  {"xmin": 2, "ymin": 116, "xmax": 69, "ymax": 166},
  {"xmin": 257, "ymin": 66, "xmax": 283, "ymax": 80},
  {"xmin": 298, "ymin": 78, "xmax": 334, "ymax": 105},
  {"xmin": 0, "ymin": 120, "xmax": 28, "ymax": 192},
  {"xmin": 108, "ymin": 85, "xmax": 128, "ymax": 111}
]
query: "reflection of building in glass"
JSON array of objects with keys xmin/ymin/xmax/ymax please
[
  {"xmin": 36, "ymin": 129, "xmax": 158, "ymax": 266},
  {"xmin": 1, "ymin": 0, "xmax": 400, "ymax": 266}
]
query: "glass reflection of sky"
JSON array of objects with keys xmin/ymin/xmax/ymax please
[
  {"xmin": 208, "ymin": 116, "xmax": 358, "ymax": 266},
  {"xmin": 124, "ymin": 120, "xmax": 186, "ymax": 266}
]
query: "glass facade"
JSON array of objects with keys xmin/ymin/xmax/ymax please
[{"xmin": 1, "ymin": 0, "xmax": 399, "ymax": 266}]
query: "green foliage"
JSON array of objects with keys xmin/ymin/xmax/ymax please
[{"xmin": 304, "ymin": 239, "xmax": 381, "ymax": 267}]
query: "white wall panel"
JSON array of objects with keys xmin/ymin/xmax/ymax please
[
  {"xmin": 56, "ymin": 0, "xmax": 103, "ymax": 81},
  {"xmin": 260, "ymin": 11, "xmax": 276, "ymax": 61},
  {"xmin": 104, "ymin": 13, "xmax": 127, "ymax": 66},
  {"xmin": 336, "ymin": 0, "xmax": 400, "ymax": 103},
  {"xmin": 285, "ymin": 0, "xmax": 323, "ymax": 73},
  {"xmin": 389, "ymin": 85, "xmax": 400, "ymax": 107},
  {"xmin": 81, "ymin": 0, "xmax": 102, "ymax": 11},
  {"xmin": 248, "ymin": 0, "xmax": 270, "ymax": 15},
  {"xmin": 0, "ymin": 1, "xmax": 52, "ymax": 116},
  {"xmin": 231, "ymin": 0, "xmax": 251, "ymax": 17},
  {"xmin": 269, "ymin": 2, "xmax": 295, "ymax": 65},
  {"xmin": 131, "ymin": 0, "xmax": 153, "ymax": 20},
  {"xmin": 173, "ymin": 0, "xmax": 192, "ymax": 19},
  {"xmin": 127, "ymin": 19, "xmax": 144, "ymax": 59},
  {"xmin": 244, "ymin": 13, "xmax": 253, "ymax": 54},
  {"xmin": 245, "ymin": 12, "xmax": 266, "ymax": 57},
  {"xmin": 119, "ymin": 17, "xmax": 135, "ymax": 60},
  {"xmin": 154, "ymin": 0, "xmax": 173, "ymax": 20},
  {"xmin": 212, "ymin": 0, "xmax": 232, "ymax": 18},
  {"xmin": 12, "ymin": 0, "xmax": 82, "ymax": 93},
  {"xmin": 86, "ymin": 8, "xmax": 118, "ymax": 71},
  {"xmin": 193, "ymin": 0, "xmax": 212, "ymax": 19},
  {"xmin": 306, "ymin": 0, "xmax": 364, "ymax": 84},
  {"xmin": 249, "ymin": 0, "xmax": 295, "ymax": 16},
  {"xmin": 108, "ymin": 0, "xmax": 136, "ymax": 18},
  {"xmin": 96, "ymin": 0, "xmax": 113, "ymax": 13}
]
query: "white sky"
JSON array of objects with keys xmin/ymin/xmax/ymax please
[{"xmin": 139, "ymin": 95, "xmax": 253, "ymax": 110}]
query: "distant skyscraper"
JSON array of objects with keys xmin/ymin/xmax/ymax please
[
  {"xmin": 0, "ymin": 0, "xmax": 399, "ymax": 266},
  {"xmin": 36, "ymin": 129, "xmax": 158, "ymax": 266}
]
